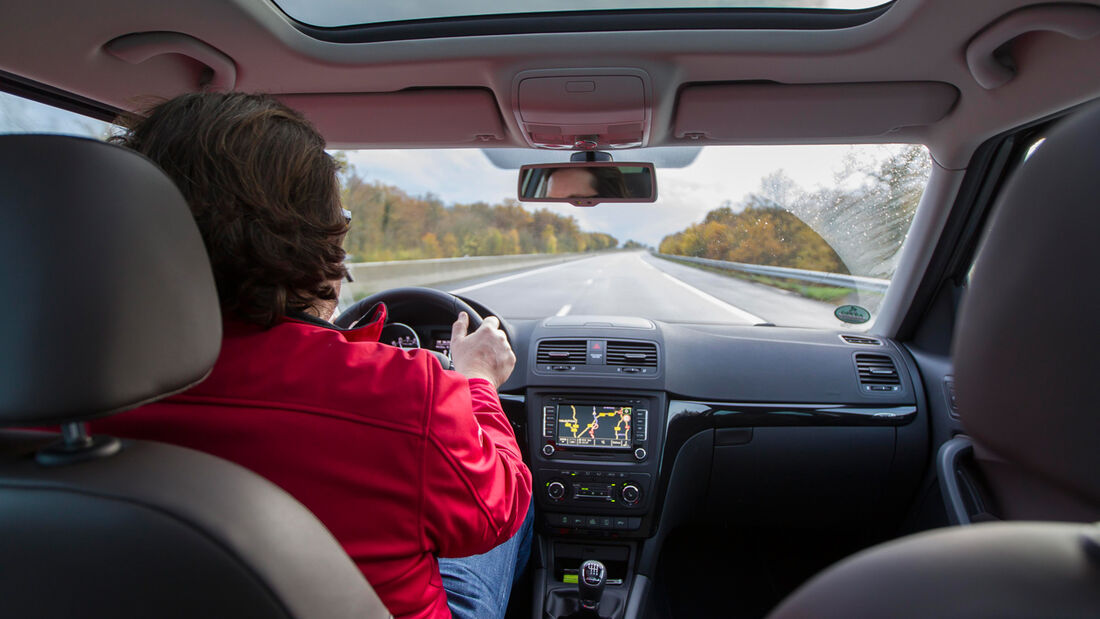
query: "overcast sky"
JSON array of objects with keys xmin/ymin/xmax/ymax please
[
  {"xmin": 2, "ymin": 90, "xmax": 905, "ymax": 247},
  {"xmin": 343, "ymin": 145, "xmax": 870, "ymax": 247}
]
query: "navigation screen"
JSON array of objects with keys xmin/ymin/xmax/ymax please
[{"xmin": 556, "ymin": 404, "xmax": 632, "ymax": 449}]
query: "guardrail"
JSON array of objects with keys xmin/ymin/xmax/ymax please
[
  {"xmin": 653, "ymin": 253, "xmax": 890, "ymax": 293},
  {"xmin": 345, "ymin": 252, "xmax": 592, "ymax": 296}
]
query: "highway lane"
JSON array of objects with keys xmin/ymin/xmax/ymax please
[{"xmin": 442, "ymin": 251, "xmax": 851, "ymax": 329}]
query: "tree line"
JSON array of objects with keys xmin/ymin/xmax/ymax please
[
  {"xmin": 659, "ymin": 145, "xmax": 930, "ymax": 278},
  {"xmin": 659, "ymin": 202, "xmax": 849, "ymax": 273},
  {"xmin": 340, "ymin": 173, "xmax": 618, "ymax": 262}
]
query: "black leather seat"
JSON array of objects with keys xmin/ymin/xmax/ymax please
[
  {"xmin": 0, "ymin": 134, "xmax": 391, "ymax": 618},
  {"xmin": 768, "ymin": 101, "xmax": 1100, "ymax": 617},
  {"xmin": 951, "ymin": 105, "xmax": 1100, "ymax": 523}
]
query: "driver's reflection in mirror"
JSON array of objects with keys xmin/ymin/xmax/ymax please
[
  {"xmin": 87, "ymin": 91, "xmax": 533, "ymax": 619},
  {"xmin": 546, "ymin": 166, "xmax": 628, "ymax": 199}
]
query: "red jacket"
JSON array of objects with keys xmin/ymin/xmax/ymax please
[{"xmin": 91, "ymin": 312, "xmax": 532, "ymax": 619}]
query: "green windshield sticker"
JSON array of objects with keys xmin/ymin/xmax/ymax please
[{"xmin": 835, "ymin": 305, "xmax": 871, "ymax": 324}]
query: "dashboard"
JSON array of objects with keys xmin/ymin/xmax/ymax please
[
  {"xmin": 378, "ymin": 322, "xmax": 451, "ymax": 355},
  {"xmin": 370, "ymin": 303, "xmax": 926, "ymax": 540},
  {"xmin": 365, "ymin": 301, "xmax": 928, "ymax": 612}
]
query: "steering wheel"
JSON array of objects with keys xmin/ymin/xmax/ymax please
[
  {"xmin": 334, "ymin": 287, "xmax": 488, "ymax": 371},
  {"xmin": 336, "ymin": 286, "xmax": 521, "ymax": 392},
  {"xmin": 334, "ymin": 286, "xmax": 483, "ymax": 331}
]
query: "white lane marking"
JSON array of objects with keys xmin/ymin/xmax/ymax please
[
  {"xmin": 447, "ymin": 259, "xmax": 585, "ymax": 294},
  {"xmin": 638, "ymin": 256, "xmax": 766, "ymax": 324},
  {"xmin": 556, "ymin": 304, "xmax": 572, "ymax": 316}
]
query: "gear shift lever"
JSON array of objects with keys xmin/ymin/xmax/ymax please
[{"xmin": 578, "ymin": 560, "xmax": 607, "ymax": 613}]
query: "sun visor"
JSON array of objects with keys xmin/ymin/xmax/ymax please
[
  {"xmin": 279, "ymin": 89, "xmax": 506, "ymax": 148},
  {"xmin": 673, "ymin": 82, "xmax": 958, "ymax": 142}
]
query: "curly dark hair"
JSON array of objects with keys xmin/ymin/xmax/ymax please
[
  {"xmin": 591, "ymin": 166, "xmax": 630, "ymax": 198},
  {"xmin": 110, "ymin": 92, "xmax": 347, "ymax": 327}
]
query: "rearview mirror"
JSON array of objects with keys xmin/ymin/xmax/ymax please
[{"xmin": 518, "ymin": 162, "xmax": 657, "ymax": 207}]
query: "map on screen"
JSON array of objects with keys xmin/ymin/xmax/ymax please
[{"xmin": 556, "ymin": 404, "xmax": 632, "ymax": 448}]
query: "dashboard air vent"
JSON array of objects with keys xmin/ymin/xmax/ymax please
[
  {"xmin": 841, "ymin": 334, "xmax": 882, "ymax": 346},
  {"xmin": 606, "ymin": 341, "xmax": 658, "ymax": 368},
  {"xmin": 855, "ymin": 353, "xmax": 901, "ymax": 393},
  {"xmin": 536, "ymin": 340, "xmax": 587, "ymax": 365}
]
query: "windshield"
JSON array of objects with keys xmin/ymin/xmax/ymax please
[
  {"xmin": 0, "ymin": 91, "xmax": 930, "ymax": 330},
  {"xmin": 337, "ymin": 144, "xmax": 931, "ymax": 329}
]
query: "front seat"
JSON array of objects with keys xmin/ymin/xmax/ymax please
[
  {"xmin": 768, "ymin": 101, "xmax": 1100, "ymax": 617},
  {"xmin": 0, "ymin": 134, "xmax": 391, "ymax": 618}
]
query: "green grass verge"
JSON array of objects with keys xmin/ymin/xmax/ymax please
[{"xmin": 663, "ymin": 257, "xmax": 855, "ymax": 303}]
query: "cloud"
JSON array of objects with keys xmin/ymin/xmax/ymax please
[
  {"xmin": 3, "ymin": 91, "xmax": 911, "ymax": 248},
  {"xmin": 341, "ymin": 145, "xmax": 898, "ymax": 247}
]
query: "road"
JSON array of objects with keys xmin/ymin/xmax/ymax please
[{"xmin": 441, "ymin": 251, "xmax": 846, "ymax": 329}]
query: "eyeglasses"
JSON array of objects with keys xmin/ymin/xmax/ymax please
[{"xmin": 341, "ymin": 208, "xmax": 354, "ymax": 283}]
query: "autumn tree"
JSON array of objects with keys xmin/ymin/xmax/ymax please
[
  {"xmin": 661, "ymin": 145, "xmax": 930, "ymax": 278},
  {"xmin": 339, "ymin": 172, "xmax": 616, "ymax": 261}
]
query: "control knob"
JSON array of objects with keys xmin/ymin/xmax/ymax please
[
  {"xmin": 547, "ymin": 480, "xmax": 566, "ymax": 501},
  {"xmin": 621, "ymin": 484, "xmax": 641, "ymax": 505}
]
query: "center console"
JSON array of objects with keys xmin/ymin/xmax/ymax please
[
  {"xmin": 523, "ymin": 320, "xmax": 668, "ymax": 618},
  {"xmin": 530, "ymin": 390, "xmax": 664, "ymax": 536},
  {"xmin": 527, "ymin": 388, "xmax": 666, "ymax": 618}
]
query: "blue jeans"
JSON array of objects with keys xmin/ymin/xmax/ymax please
[{"xmin": 439, "ymin": 501, "xmax": 535, "ymax": 619}]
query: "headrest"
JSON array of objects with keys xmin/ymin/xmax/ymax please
[
  {"xmin": 954, "ymin": 101, "xmax": 1100, "ymax": 506},
  {"xmin": 768, "ymin": 521, "xmax": 1100, "ymax": 618},
  {"xmin": 0, "ymin": 135, "xmax": 221, "ymax": 426}
]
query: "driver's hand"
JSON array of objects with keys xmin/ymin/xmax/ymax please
[{"xmin": 449, "ymin": 312, "xmax": 515, "ymax": 389}]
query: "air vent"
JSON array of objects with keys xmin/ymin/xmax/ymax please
[
  {"xmin": 855, "ymin": 353, "xmax": 901, "ymax": 393},
  {"xmin": 606, "ymin": 341, "xmax": 658, "ymax": 368},
  {"xmin": 841, "ymin": 334, "xmax": 882, "ymax": 346},
  {"xmin": 536, "ymin": 340, "xmax": 587, "ymax": 365}
]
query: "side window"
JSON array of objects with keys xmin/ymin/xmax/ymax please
[{"xmin": 0, "ymin": 90, "xmax": 116, "ymax": 139}]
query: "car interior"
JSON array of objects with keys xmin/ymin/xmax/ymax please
[{"xmin": 1, "ymin": 0, "xmax": 1099, "ymax": 617}]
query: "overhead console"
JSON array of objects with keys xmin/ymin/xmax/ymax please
[{"xmin": 511, "ymin": 68, "xmax": 653, "ymax": 150}]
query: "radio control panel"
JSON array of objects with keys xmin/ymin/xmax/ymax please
[
  {"xmin": 528, "ymin": 390, "xmax": 665, "ymax": 538},
  {"xmin": 539, "ymin": 469, "xmax": 652, "ymax": 510}
]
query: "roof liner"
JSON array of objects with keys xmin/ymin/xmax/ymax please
[{"xmin": 1, "ymin": 0, "xmax": 1100, "ymax": 167}]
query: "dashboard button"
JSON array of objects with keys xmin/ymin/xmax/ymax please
[
  {"xmin": 634, "ymin": 447, "xmax": 647, "ymax": 461},
  {"xmin": 542, "ymin": 444, "xmax": 555, "ymax": 457},
  {"xmin": 621, "ymin": 484, "xmax": 641, "ymax": 504},
  {"xmin": 547, "ymin": 481, "xmax": 566, "ymax": 501},
  {"xmin": 612, "ymin": 517, "xmax": 629, "ymax": 529}
]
